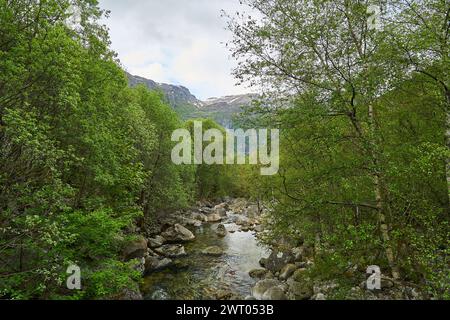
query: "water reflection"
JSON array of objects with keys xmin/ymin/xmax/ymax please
[{"xmin": 142, "ymin": 219, "xmax": 269, "ymax": 300}]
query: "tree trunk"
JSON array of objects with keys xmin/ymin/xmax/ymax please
[
  {"xmin": 445, "ymin": 89, "xmax": 450, "ymax": 208},
  {"xmin": 368, "ymin": 104, "xmax": 401, "ymax": 280}
]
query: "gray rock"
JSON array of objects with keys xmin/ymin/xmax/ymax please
[
  {"xmin": 292, "ymin": 246, "xmax": 305, "ymax": 262},
  {"xmin": 148, "ymin": 235, "xmax": 165, "ymax": 248},
  {"xmin": 123, "ymin": 236, "xmax": 148, "ymax": 261},
  {"xmin": 144, "ymin": 256, "xmax": 172, "ymax": 273},
  {"xmin": 235, "ymin": 215, "xmax": 250, "ymax": 226},
  {"xmin": 265, "ymin": 250, "xmax": 295, "ymax": 273},
  {"xmin": 214, "ymin": 202, "xmax": 227, "ymax": 209},
  {"xmin": 279, "ymin": 264, "xmax": 297, "ymax": 280},
  {"xmin": 252, "ymin": 279, "xmax": 282, "ymax": 300},
  {"xmin": 262, "ymin": 286, "xmax": 288, "ymax": 300},
  {"xmin": 216, "ymin": 224, "xmax": 228, "ymax": 237},
  {"xmin": 249, "ymin": 268, "xmax": 269, "ymax": 279},
  {"xmin": 161, "ymin": 224, "xmax": 195, "ymax": 242},
  {"xmin": 181, "ymin": 217, "xmax": 202, "ymax": 227},
  {"xmin": 147, "ymin": 248, "xmax": 159, "ymax": 256},
  {"xmin": 207, "ymin": 213, "xmax": 222, "ymax": 222},
  {"xmin": 199, "ymin": 207, "xmax": 213, "ymax": 214},
  {"xmin": 154, "ymin": 244, "xmax": 186, "ymax": 258},
  {"xmin": 215, "ymin": 207, "xmax": 228, "ymax": 217},
  {"xmin": 245, "ymin": 295, "xmax": 257, "ymax": 300},
  {"xmin": 191, "ymin": 212, "xmax": 208, "ymax": 222}
]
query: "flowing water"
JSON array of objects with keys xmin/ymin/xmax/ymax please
[{"xmin": 141, "ymin": 214, "xmax": 270, "ymax": 300}]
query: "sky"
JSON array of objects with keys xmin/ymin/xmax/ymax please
[{"xmin": 98, "ymin": 0, "xmax": 251, "ymax": 100}]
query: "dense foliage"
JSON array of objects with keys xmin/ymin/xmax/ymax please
[
  {"xmin": 0, "ymin": 0, "xmax": 213, "ymax": 299},
  {"xmin": 1, "ymin": 0, "xmax": 448, "ymax": 300},
  {"xmin": 226, "ymin": 0, "xmax": 449, "ymax": 298}
]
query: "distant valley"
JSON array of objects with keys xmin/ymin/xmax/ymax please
[{"xmin": 126, "ymin": 72, "xmax": 257, "ymax": 128}]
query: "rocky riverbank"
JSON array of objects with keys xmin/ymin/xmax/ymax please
[
  {"xmin": 120, "ymin": 198, "xmax": 425, "ymax": 300},
  {"xmin": 119, "ymin": 198, "xmax": 267, "ymax": 300},
  {"xmin": 245, "ymin": 242, "xmax": 424, "ymax": 300}
]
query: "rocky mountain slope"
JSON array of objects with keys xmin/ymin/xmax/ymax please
[
  {"xmin": 126, "ymin": 72, "xmax": 256, "ymax": 128},
  {"xmin": 126, "ymin": 72, "xmax": 203, "ymax": 108}
]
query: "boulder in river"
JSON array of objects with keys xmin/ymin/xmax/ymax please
[
  {"xmin": 216, "ymin": 224, "xmax": 228, "ymax": 237},
  {"xmin": 249, "ymin": 268, "xmax": 269, "ymax": 279},
  {"xmin": 215, "ymin": 207, "xmax": 228, "ymax": 217},
  {"xmin": 191, "ymin": 212, "xmax": 208, "ymax": 222},
  {"xmin": 199, "ymin": 206, "xmax": 213, "ymax": 214},
  {"xmin": 144, "ymin": 256, "xmax": 172, "ymax": 273},
  {"xmin": 148, "ymin": 235, "xmax": 165, "ymax": 248},
  {"xmin": 214, "ymin": 202, "xmax": 228, "ymax": 210},
  {"xmin": 161, "ymin": 224, "xmax": 195, "ymax": 242},
  {"xmin": 181, "ymin": 217, "xmax": 202, "ymax": 227},
  {"xmin": 235, "ymin": 215, "xmax": 250, "ymax": 226},
  {"xmin": 251, "ymin": 279, "xmax": 283, "ymax": 300},
  {"xmin": 265, "ymin": 250, "xmax": 295, "ymax": 273},
  {"xmin": 206, "ymin": 213, "xmax": 222, "ymax": 222},
  {"xmin": 201, "ymin": 246, "xmax": 224, "ymax": 256},
  {"xmin": 154, "ymin": 244, "xmax": 186, "ymax": 258},
  {"xmin": 122, "ymin": 236, "xmax": 148, "ymax": 261}
]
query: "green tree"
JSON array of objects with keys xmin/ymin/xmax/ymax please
[{"xmin": 226, "ymin": 0, "xmax": 449, "ymax": 297}]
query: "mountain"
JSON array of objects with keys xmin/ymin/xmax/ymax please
[
  {"xmin": 199, "ymin": 94, "xmax": 257, "ymax": 128},
  {"xmin": 126, "ymin": 72, "xmax": 256, "ymax": 128},
  {"xmin": 126, "ymin": 72, "xmax": 203, "ymax": 108}
]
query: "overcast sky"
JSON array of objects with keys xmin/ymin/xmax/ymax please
[{"xmin": 98, "ymin": 0, "xmax": 251, "ymax": 100}]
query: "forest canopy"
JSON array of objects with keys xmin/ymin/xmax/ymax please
[{"xmin": 0, "ymin": 0, "xmax": 449, "ymax": 300}]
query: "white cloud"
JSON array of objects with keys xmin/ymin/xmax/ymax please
[
  {"xmin": 98, "ymin": 0, "xmax": 252, "ymax": 100},
  {"xmin": 132, "ymin": 62, "xmax": 167, "ymax": 82}
]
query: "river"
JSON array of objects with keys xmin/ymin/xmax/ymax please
[{"xmin": 141, "ymin": 213, "xmax": 270, "ymax": 300}]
